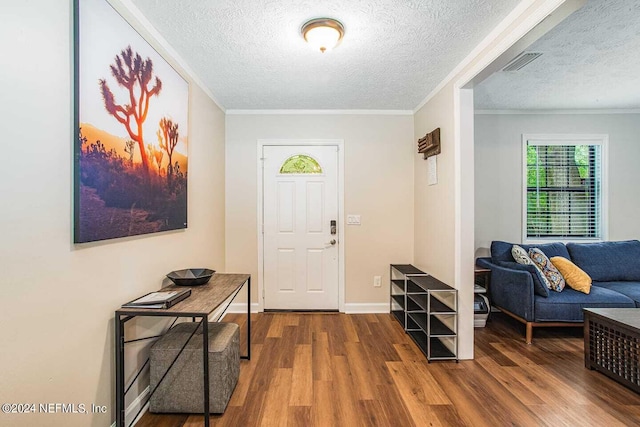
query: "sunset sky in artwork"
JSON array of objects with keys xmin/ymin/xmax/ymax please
[{"xmin": 79, "ymin": 0, "xmax": 189, "ymax": 161}]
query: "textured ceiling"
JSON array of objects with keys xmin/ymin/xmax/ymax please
[
  {"xmin": 475, "ymin": 0, "xmax": 640, "ymax": 110},
  {"xmin": 130, "ymin": 0, "xmax": 520, "ymax": 110}
]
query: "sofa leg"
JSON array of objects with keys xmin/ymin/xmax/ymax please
[{"xmin": 525, "ymin": 322, "xmax": 533, "ymax": 344}]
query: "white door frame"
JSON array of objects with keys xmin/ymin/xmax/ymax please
[
  {"xmin": 257, "ymin": 139, "xmax": 345, "ymax": 312},
  {"xmin": 450, "ymin": 0, "xmax": 579, "ymax": 359}
]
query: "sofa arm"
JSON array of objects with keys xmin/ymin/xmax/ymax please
[{"xmin": 482, "ymin": 261, "xmax": 535, "ymax": 321}]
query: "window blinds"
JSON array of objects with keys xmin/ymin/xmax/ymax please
[{"xmin": 526, "ymin": 142, "xmax": 601, "ymax": 239}]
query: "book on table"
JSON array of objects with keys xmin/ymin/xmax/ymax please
[{"xmin": 122, "ymin": 289, "xmax": 191, "ymax": 309}]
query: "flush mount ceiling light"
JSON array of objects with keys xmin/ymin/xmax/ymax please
[{"xmin": 301, "ymin": 18, "xmax": 345, "ymax": 53}]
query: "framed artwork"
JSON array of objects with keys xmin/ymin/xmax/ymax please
[{"xmin": 74, "ymin": 0, "xmax": 189, "ymax": 243}]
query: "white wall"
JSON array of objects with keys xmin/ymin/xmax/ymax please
[
  {"xmin": 225, "ymin": 114, "xmax": 414, "ymax": 310},
  {"xmin": 0, "ymin": 1, "xmax": 225, "ymax": 426},
  {"xmin": 475, "ymin": 113, "xmax": 640, "ymax": 253}
]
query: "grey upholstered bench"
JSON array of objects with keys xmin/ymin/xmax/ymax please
[{"xmin": 149, "ymin": 321, "xmax": 240, "ymax": 414}]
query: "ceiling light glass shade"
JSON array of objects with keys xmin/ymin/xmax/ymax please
[{"xmin": 301, "ymin": 18, "xmax": 344, "ymax": 53}]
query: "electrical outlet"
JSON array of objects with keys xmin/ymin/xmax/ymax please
[{"xmin": 373, "ymin": 276, "xmax": 381, "ymax": 287}]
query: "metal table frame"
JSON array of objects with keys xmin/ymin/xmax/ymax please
[{"xmin": 115, "ymin": 275, "xmax": 250, "ymax": 427}]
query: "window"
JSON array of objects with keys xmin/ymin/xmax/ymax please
[
  {"xmin": 523, "ymin": 134, "xmax": 607, "ymax": 241},
  {"xmin": 279, "ymin": 154, "xmax": 322, "ymax": 174}
]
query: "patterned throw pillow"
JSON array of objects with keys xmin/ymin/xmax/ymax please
[
  {"xmin": 511, "ymin": 245, "xmax": 533, "ymax": 265},
  {"xmin": 528, "ymin": 248, "xmax": 566, "ymax": 292},
  {"xmin": 511, "ymin": 245, "xmax": 552, "ymax": 292}
]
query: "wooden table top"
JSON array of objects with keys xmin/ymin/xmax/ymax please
[
  {"xmin": 584, "ymin": 308, "xmax": 640, "ymax": 330},
  {"xmin": 116, "ymin": 273, "xmax": 250, "ymax": 317}
]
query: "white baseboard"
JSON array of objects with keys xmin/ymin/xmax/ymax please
[
  {"xmin": 344, "ymin": 303, "xmax": 390, "ymax": 314},
  {"xmin": 225, "ymin": 302, "xmax": 261, "ymax": 314},
  {"xmin": 221, "ymin": 303, "xmax": 389, "ymax": 314},
  {"xmin": 111, "ymin": 386, "xmax": 149, "ymax": 427}
]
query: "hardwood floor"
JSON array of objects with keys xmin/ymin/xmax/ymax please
[{"xmin": 136, "ymin": 312, "xmax": 640, "ymax": 426}]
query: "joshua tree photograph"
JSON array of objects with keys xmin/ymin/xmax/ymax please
[{"xmin": 74, "ymin": 0, "xmax": 189, "ymax": 243}]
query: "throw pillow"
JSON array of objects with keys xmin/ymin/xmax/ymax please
[
  {"xmin": 497, "ymin": 261, "xmax": 549, "ymax": 297},
  {"xmin": 511, "ymin": 245, "xmax": 552, "ymax": 292},
  {"xmin": 511, "ymin": 245, "xmax": 533, "ymax": 265},
  {"xmin": 528, "ymin": 248, "xmax": 566, "ymax": 292},
  {"xmin": 550, "ymin": 256, "xmax": 592, "ymax": 294}
]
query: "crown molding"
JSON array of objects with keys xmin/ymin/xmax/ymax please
[
  {"xmin": 110, "ymin": 0, "xmax": 226, "ymax": 112},
  {"xmin": 475, "ymin": 109, "xmax": 640, "ymax": 115},
  {"xmin": 225, "ymin": 109, "xmax": 414, "ymax": 116}
]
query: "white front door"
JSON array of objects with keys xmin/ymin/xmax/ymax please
[{"xmin": 263, "ymin": 145, "xmax": 339, "ymax": 310}]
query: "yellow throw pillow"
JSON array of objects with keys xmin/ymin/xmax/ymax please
[{"xmin": 550, "ymin": 257, "xmax": 592, "ymax": 294}]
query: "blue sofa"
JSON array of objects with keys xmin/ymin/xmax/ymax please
[{"xmin": 477, "ymin": 240, "xmax": 640, "ymax": 344}]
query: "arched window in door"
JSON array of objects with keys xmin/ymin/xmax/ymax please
[{"xmin": 279, "ymin": 154, "xmax": 323, "ymax": 174}]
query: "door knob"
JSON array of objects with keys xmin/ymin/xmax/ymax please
[{"xmin": 325, "ymin": 239, "xmax": 337, "ymax": 247}]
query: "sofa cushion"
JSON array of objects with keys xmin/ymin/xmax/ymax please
[
  {"xmin": 491, "ymin": 241, "xmax": 570, "ymax": 264},
  {"xmin": 567, "ymin": 240, "xmax": 640, "ymax": 282},
  {"xmin": 512, "ymin": 245, "xmax": 533, "ymax": 265},
  {"xmin": 498, "ymin": 261, "xmax": 549, "ymax": 297},
  {"xmin": 550, "ymin": 256, "xmax": 591, "ymax": 294},
  {"xmin": 593, "ymin": 281, "xmax": 640, "ymax": 307},
  {"xmin": 529, "ymin": 248, "xmax": 565, "ymax": 292},
  {"xmin": 534, "ymin": 286, "xmax": 635, "ymax": 322}
]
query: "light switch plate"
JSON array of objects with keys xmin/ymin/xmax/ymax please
[
  {"xmin": 347, "ymin": 215, "xmax": 361, "ymax": 225},
  {"xmin": 427, "ymin": 156, "xmax": 438, "ymax": 186}
]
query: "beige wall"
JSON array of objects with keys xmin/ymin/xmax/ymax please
[
  {"xmin": 0, "ymin": 1, "xmax": 225, "ymax": 426},
  {"xmin": 413, "ymin": 0, "xmax": 568, "ymax": 359},
  {"xmin": 414, "ymin": 83, "xmax": 474, "ymax": 357},
  {"xmin": 225, "ymin": 114, "xmax": 414, "ymax": 309},
  {"xmin": 413, "ymin": 91, "xmax": 456, "ymax": 285}
]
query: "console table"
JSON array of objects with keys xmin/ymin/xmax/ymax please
[
  {"xmin": 115, "ymin": 273, "xmax": 251, "ymax": 427},
  {"xmin": 584, "ymin": 308, "xmax": 640, "ymax": 393}
]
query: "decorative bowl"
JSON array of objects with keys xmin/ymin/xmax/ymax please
[{"xmin": 166, "ymin": 268, "xmax": 215, "ymax": 286}]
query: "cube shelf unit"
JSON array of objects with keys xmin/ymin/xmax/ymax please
[{"xmin": 390, "ymin": 264, "xmax": 458, "ymax": 361}]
